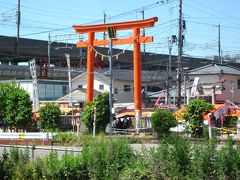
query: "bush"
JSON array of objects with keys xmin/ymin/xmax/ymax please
[
  {"xmin": 2, "ymin": 136, "xmax": 240, "ymax": 179},
  {"xmin": 81, "ymin": 92, "xmax": 110, "ymax": 134},
  {"xmin": 151, "ymin": 109, "xmax": 177, "ymax": 137},
  {"xmin": 82, "ymin": 137, "xmax": 135, "ymax": 179},
  {"xmin": 185, "ymin": 98, "xmax": 213, "ymax": 137},
  {"xmin": 39, "ymin": 103, "xmax": 61, "ymax": 131},
  {"xmin": 153, "ymin": 136, "xmax": 191, "ymax": 179}
]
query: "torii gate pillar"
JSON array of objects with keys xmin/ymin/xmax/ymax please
[
  {"xmin": 73, "ymin": 17, "xmax": 158, "ymax": 114},
  {"xmin": 133, "ymin": 28, "xmax": 142, "ymax": 111},
  {"xmin": 86, "ymin": 32, "xmax": 95, "ymax": 102}
]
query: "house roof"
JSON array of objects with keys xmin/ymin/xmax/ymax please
[
  {"xmin": 188, "ymin": 64, "xmax": 240, "ymax": 75},
  {"xmin": 72, "ymin": 68, "xmax": 167, "ymax": 83},
  {"xmin": 56, "ymin": 88, "xmax": 100, "ymax": 102},
  {"xmin": 102, "ymin": 69, "xmax": 166, "ymax": 82},
  {"xmin": 72, "ymin": 71, "xmax": 109, "ymax": 84}
]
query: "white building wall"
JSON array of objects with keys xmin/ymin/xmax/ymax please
[
  {"xmin": 113, "ymin": 80, "xmax": 134, "ymax": 103},
  {"xmin": 18, "ymin": 81, "xmax": 34, "ymax": 100},
  {"xmin": 113, "ymin": 80, "xmax": 149, "ymax": 104}
]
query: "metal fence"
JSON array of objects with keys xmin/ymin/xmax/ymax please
[{"xmin": 0, "ymin": 144, "xmax": 82, "ymax": 159}]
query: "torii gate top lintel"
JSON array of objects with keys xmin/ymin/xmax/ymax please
[{"xmin": 73, "ymin": 17, "xmax": 158, "ymax": 34}]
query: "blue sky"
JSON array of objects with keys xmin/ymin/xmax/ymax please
[{"xmin": 0, "ymin": 0, "xmax": 240, "ymax": 58}]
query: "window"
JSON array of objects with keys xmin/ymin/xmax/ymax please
[
  {"xmin": 238, "ymin": 80, "xmax": 240, "ymax": 89},
  {"xmin": 99, "ymin": 84, "xmax": 104, "ymax": 90},
  {"xmin": 78, "ymin": 85, "xmax": 83, "ymax": 89},
  {"xmin": 114, "ymin": 88, "xmax": 118, "ymax": 94},
  {"xmin": 62, "ymin": 86, "xmax": 67, "ymax": 94},
  {"xmin": 124, "ymin": 85, "xmax": 131, "ymax": 92}
]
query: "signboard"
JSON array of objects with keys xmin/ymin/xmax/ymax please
[
  {"xmin": 107, "ymin": 26, "xmax": 116, "ymax": 39},
  {"xmin": 65, "ymin": 54, "xmax": 73, "ymax": 107},
  {"xmin": 214, "ymin": 105, "xmax": 227, "ymax": 120},
  {"xmin": 190, "ymin": 77, "xmax": 200, "ymax": 97},
  {"xmin": 29, "ymin": 59, "xmax": 40, "ymax": 112}
]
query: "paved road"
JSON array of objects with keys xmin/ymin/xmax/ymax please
[{"xmin": 0, "ymin": 144, "xmax": 159, "ymax": 159}]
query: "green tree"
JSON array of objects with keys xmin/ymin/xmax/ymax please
[
  {"xmin": 0, "ymin": 82, "xmax": 12, "ymax": 119},
  {"xmin": 81, "ymin": 102, "xmax": 94, "ymax": 132},
  {"xmin": 185, "ymin": 98, "xmax": 213, "ymax": 137},
  {"xmin": 81, "ymin": 92, "xmax": 110, "ymax": 133},
  {"xmin": 151, "ymin": 109, "xmax": 177, "ymax": 136},
  {"xmin": 0, "ymin": 82, "xmax": 32, "ymax": 131},
  {"xmin": 39, "ymin": 103, "xmax": 61, "ymax": 131}
]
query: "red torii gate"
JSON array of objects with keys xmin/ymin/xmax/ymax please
[{"xmin": 73, "ymin": 17, "xmax": 158, "ymax": 114}]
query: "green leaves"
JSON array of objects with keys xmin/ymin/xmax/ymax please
[
  {"xmin": 185, "ymin": 98, "xmax": 213, "ymax": 137},
  {"xmin": 81, "ymin": 92, "xmax": 110, "ymax": 133},
  {"xmin": 0, "ymin": 82, "xmax": 32, "ymax": 130},
  {"xmin": 151, "ymin": 109, "xmax": 177, "ymax": 136},
  {"xmin": 39, "ymin": 103, "xmax": 61, "ymax": 131}
]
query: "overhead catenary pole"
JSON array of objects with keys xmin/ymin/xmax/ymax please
[
  {"xmin": 177, "ymin": 0, "xmax": 183, "ymax": 108},
  {"xmin": 16, "ymin": 0, "xmax": 21, "ymax": 54}
]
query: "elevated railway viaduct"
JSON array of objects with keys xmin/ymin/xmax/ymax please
[{"xmin": 0, "ymin": 35, "xmax": 239, "ymax": 81}]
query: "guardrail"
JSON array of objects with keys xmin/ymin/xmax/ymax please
[
  {"xmin": 0, "ymin": 132, "xmax": 54, "ymax": 140},
  {"xmin": 0, "ymin": 144, "xmax": 82, "ymax": 159}
]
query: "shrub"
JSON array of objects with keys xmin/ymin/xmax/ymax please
[
  {"xmin": 217, "ymin": 139, "xmax": 238, "ymax": 179},
  {"xmin": 184, "ymin": 98, "xmax": 213, "ymax": 137},
  {"xmin": 151, "ymin": 109, "xmax": 177, "ymax": 137},
  {"xmin": 82, "ymin": 137, "xmax": 135, "ymax": 179},
  {"xmin": 81, "ymin": 92, "xmax": 110, "ymax": 134},
  {"xmin": 39, "ymin": 103, "xmax": 61, "ymax": 131},
  {"xmin": 153, "ymin": 136, "xmax": 191, "ymax": 179}
]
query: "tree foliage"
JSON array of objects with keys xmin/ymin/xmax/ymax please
[
  {"xmin": 184, "ymin": 98, "xmax": 213, "ymax": 137},
  {"xmin": 0, "ymin": 82, "xmax": 12, "ymax": 118},
  {"xmin": 81, "ymin": 92, "xmax": 110, "ymax": 133},
  {"xmin": 151, "ymin": 109, "xmax": 177, "ymax": 136},
  {"xmin": 0, "ymin": 82, "xmax": 32, "ymax": 131},
  {"xmin": 39, "ymin": 103, "xmax": 61, "ymax": 131}
]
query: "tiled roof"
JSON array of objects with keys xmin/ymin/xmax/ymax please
[
  {"xmin": 188, "ymin": 64, "xmax": 240, "ymax": 75},
  {"xmin": 57, "ymin": 88, "xmax": 100, "ymax": 102},
  {"xmin": 102, "ymin": 69, "xmax": 168, "ymax": 82}
]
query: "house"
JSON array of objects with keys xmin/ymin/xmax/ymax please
[
  {"xmin": 187, "ymin": 64, "xmax": 240, "ymax": 104},
  {"xmin": 154, "ymin": 64, "xmax": 240, "ymax": 106},
  {"xmin": 71, "ymin": 69, "xmax": 166, "ymax": 107}
]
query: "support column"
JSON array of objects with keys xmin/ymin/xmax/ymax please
[
  {"xmin": 86, "ymin": 32, "xmax": 95, "ymax": 102},
  {"xmin": 133, "ymin": 28, "xmax": 142, "ymax": 114}
]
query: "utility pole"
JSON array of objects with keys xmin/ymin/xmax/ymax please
[
  {"xmin": 107, "ymin": 27, "xmax": 116, "ymax": 135},
  {"xmin": 167, "ymin": 38, "xmax": 172, "ymax": 107},
  {"xmin": 231, "ymin": 81, "xmax": 235, "ymax": 103},
  {"xmin": 177, "ymin": 0, "xmax": 183, "ymax": 108},
  {"xmin": 16, "ymin": 0, "xmax": 21, "ymax": 54},
  {"xmin": 103, "ymin": 11, "xmax": 107, "ymax": 41},
  {"xmin": 48, "ymin": 33, "xmax": 51, "ymax": 66},
  {"xmin": 142, "ymin": 10, "xmax": 146, "ymax": 61},
  {"xmin": 109, "ymin": 37, "xmax": 113, "ymax": 135},
  {"xmin": 218, "ymin": 24, "xmax": 222, "ymax": 64}
]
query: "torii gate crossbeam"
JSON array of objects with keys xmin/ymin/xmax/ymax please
[{"xmin": 73, "ymin": 17, "xmax": 158, "ymax": 114}]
